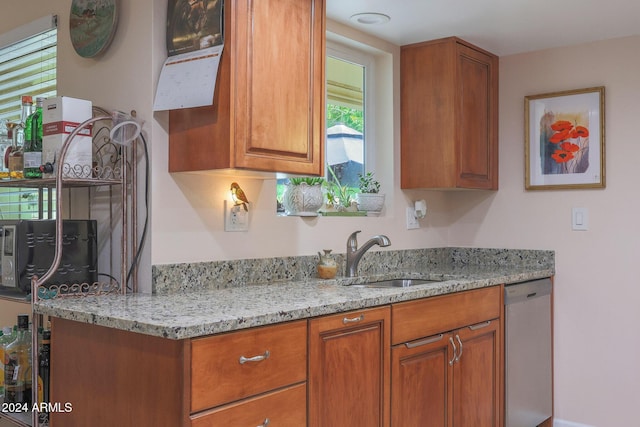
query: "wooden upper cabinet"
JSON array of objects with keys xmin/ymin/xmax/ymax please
[
  {"xmin": 169, "ymin": 0, "xmax": 325, "ymax": 175},
  {"xmin": 400, "ymin": 37, "xmax": 498, "ymax": 190}
]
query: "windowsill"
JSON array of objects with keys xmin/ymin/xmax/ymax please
[
  {"xmin": 319, "ymin": 211, "xmax": 368, "ymax": 216},
  {"xmin": 277, "ymin": 210, "xmax": 381, "ymax": 217}
]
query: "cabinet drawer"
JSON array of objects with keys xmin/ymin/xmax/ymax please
[
  {"xmin": 310, "ymin": 305, "xmax": 390, "ymax": 333},
  {"xmin": 392, "ymin": 286, "xmax": 501, "ymax": 345},
  {"xmin": 191, "ymin": 383, "xmax": 306, "ymax": 427},
  {"xmin": 191, "ymin": 320, "xmax": 307, "ymax": 412}
]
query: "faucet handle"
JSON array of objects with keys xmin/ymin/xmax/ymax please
[{"xmin": 347, "ymin": 230, "xmax": 361, "ymax": 250}]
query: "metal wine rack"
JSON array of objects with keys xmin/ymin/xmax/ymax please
[{"xmin": 0, "ymin": 106, "xmax": 140, "ymax": 427}]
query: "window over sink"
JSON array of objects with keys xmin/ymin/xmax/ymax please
[{"xmin": 276, "ymin": 39, "xmax": 378, "ymax": 215}]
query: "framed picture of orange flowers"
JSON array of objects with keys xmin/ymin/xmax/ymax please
[{"xmin": 525, "ymin": 86, "xmax": 605, "ymax": 190}]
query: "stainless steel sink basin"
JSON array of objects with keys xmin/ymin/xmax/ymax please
[{"xmin": 351, "ymin": 278, "xmax": 441, "ymax": 288}]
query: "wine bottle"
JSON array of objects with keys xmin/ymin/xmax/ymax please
[
  {"xmin": 38, "ymin": 330, "xmax": 51, "ymax": 424},
  {"xmin": 24, "ymin": 96, "xmax": 44, "ymax": 178},
  {"xmin": 3, "ymin": 314, "xmax": 31, "ymax": 405},
  {"xmin": 9, "ymin": 96, "xmax": 32, "ymax": 179},
  {"xmin": 0, "ymin": 120, "xmax": 11, "ymax": 179}
]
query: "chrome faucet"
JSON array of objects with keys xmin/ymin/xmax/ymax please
[{"xmin": 345, "ymin": 230, "xmax": 391, "ymax": 277}]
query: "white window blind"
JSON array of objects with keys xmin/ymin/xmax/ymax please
[
  {"xmin": 0, "ymin": 15, "xmax": 57, "ymax": 122},
  {"xmin": 0, "ymin": 15, "xmax": 57, "ymax": 219}
]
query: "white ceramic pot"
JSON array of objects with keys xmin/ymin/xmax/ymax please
[
  {"xmin": 283, "ymin": 183, "xmax": 324, "ymax": 216},
  {"xmin": 355, "ymin": 193, "xmax": 385, "ymax": 215}
]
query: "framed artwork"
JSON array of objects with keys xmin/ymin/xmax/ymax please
[{"xmin": 525, "ymin": 86, "xmax": 605, "ymax": 190}]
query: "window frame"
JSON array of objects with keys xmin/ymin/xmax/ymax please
[{"xmin": 326, "ymin": 40, "xmax": 377, "ymax": 176}]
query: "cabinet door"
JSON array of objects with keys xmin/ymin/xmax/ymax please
[
  {"xmin": 400, "ymin": 37, "xmax": 498, "ymax": 190},
  {"xmin": 400, "ymin": 39, "xmax": 457, "ymax": 189},
  {"xmin": 451, "ymin": 319, "xmax": 501, "ymax": 427},
  {"xmin": 456, "ymin": 43, "xmax": 498, "ymax": 189},
  {"xmin": 233, "ymin": 0, "xmax": 325, "ymax": 174},
  {"xmin": 309, "ymin": 306, "xmax": 390, "ymax": 427},
  {"xmin": 391, "ymin": 333, "xmax": 452, "ymax": 427}
]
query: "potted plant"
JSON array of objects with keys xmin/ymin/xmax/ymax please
[
  {"xmin": 322, "ymin": 165, "xmax": 357, "ymax": 213},
  {"xmin": 323, "ymin": 179, "xmax": 356, "ymax": 212},
  {"xmin": 355, "ymin": 172, "xmax": 385, "ymax": 215},
  {"xmin": 282, "ymin": 177, "xmax": 324, "ymax": 216}
]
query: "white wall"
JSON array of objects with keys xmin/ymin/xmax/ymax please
[{"xmin": 447, "ymin": 36, "xmax": 640, "ymax": 427}]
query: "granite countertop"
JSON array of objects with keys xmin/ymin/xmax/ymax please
[{"xmin": 34, "ymin": 263, "xmax": 553, "ymax": 340}]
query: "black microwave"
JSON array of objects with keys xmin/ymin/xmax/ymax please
[{"xmin": 0, "ymin": 219, "xmax": 98, "ymax": 293}]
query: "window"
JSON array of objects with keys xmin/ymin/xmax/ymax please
[
  {"xmin": 277, "ymin": 41, "xmax": 375, "ymax": 213},
  {"xmin": 0, "ymin": 15, "xmax": 57, "ymax": 219},
  {"xmin": 325, "ymin": 44, "xmax": 369, "ymax": 189},
  {"xmin": 0, "ymin": 16, "xmax": 57, "ymax": 122}
]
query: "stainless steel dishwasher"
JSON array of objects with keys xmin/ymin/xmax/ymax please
[{"xmin": 504, "ymin": 278, "xmax": 553, "ymax": 427}]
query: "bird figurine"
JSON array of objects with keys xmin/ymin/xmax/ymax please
[{"xmin": 230, "ymin": 182, "xmax": 249, "ymax": 211}]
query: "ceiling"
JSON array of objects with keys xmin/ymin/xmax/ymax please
[{"xmin": 326, "ymin": 0, "xmax": 640, "ymax": 56}]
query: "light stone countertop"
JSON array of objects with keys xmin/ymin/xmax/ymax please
[{"xmin": 34, "ymin": 264, "xmax": 553, "ymax": 340}]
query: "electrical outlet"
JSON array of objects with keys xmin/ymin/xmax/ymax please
[
  {"xmin": 406, "ymin": 207, "xmax": 420, "ymax": 230},
  {"xmin": 224, "ymin": 200, "xmax": 249, "ymax": 232}
]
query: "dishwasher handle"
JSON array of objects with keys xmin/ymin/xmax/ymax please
[{"xmin": 504, "ymin": 278, "xmax": 552, "ymax": 305}]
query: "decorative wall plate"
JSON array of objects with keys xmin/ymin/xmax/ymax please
[{"xmin": 70, "ymin": 0, "xmax": 119, "ymax": 58}]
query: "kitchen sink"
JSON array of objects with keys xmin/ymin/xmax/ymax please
[{"xmin": 351, "ymin": 278, "xmax": 442, "ymax": 288}]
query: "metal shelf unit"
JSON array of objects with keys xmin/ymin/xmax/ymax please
[{"xmin": 0, "ymin": 107, "xmax": 139, "ymax": 427}]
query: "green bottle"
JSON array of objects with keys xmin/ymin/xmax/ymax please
[{"xmin": 24, "ymin": 97, "xmax": 44, "ymax": 179}]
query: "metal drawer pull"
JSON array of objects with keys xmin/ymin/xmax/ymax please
[
  {"xmin": 343, "ymin": 314, "xmax": 364, "ymax": 324},
  {"xmin": 455, "ymin": 334, "xmax": 463, "ymax": 362},
  {"xmin": 405, "ymin": 333, "xmax": 444, "ymax": 349},
  {"xmin": 257, "ymin": 418, "xmax": 270, "ymax": 427},
  {"xmin": 468, "ymin": 320, "xmax": 492, "ymax": 331},
  {"xmin": 448, "ymin": 336, "xmax": 457, "ymax": 366},
  {"xmin": 239, "ymin": 350, "xmax": 270, "ymax": 365}
]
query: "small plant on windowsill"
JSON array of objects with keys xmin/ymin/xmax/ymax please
[
  {"xmin": 282, "ymin": 176, "xmax": 324, "ymax": 216},
  {"xmin": 357, "ymin": 172, "xmax": 381, "ymax": 194},
  {"xmin": 321, "ymin": 165, "xmax": 357, "ymax": 213},
  {"xmin": 289, "ymin": 177, "xmax": 324, "ymax": 186},
  {"xmin": 355, "ymin": 172, "xmax": 385, "ymax": 215}
]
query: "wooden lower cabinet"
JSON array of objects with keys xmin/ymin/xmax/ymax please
[
  {"xmin": 48, "ymin": 287, "xmax": 504, "ymax": 427},
  {"xmin": 308, "ymin": 306, "xmax": 391, "ymax": 427},
  {"xmin": 49, "ymin": 318, "xmax": 187, "ymax": 427},
  {"xmin": 48, "ymin": 318, "xmax": 307, "ymax": 427},
  {"xmin": 391, "ymin": 320, "xmax": 501, "ymax": 427},
  {"xmin": 190, "ymin": 383, "xmax": 306, "ymax": 427},
  {"xmin": 390, "ymin": 286, "xmax": 503, "ymax": 427}
]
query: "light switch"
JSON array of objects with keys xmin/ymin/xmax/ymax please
[{"xmin": 572, "ymin": 207, "xmax": 588, "ymax": 231}]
